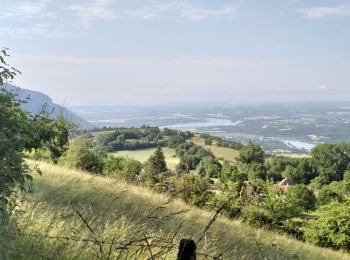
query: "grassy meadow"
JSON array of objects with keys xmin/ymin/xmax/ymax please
[
  {"xmin": 191, "ymin": 135, "xmax": 240, "ymax": 162},
  {"xmin": 4, "ymin": 160, "xmax": 349, "ymax": 260},
  {"xmin": 110, "ymin": 147, "xmax": 180, "ymax": 169}
]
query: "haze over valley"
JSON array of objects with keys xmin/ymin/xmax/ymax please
[
  {"xmin": 71, "ymin": 102, "xmax": 350, "ymax": 154},
  {"xmin": 2, "ymin": 0, "xmax": 350, "ymax": 259}
]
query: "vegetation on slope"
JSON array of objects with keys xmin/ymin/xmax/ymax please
[
  {"xmin": 110, "ymin": 147, "xmax": 180, "ymax": 169},
  {"xmin": 4, "ymin": 161, "xmax": 349, "ymax": 260},
  {"xmin": 191, "ymin": 134, "xmax": 240, "ymax": 162}
]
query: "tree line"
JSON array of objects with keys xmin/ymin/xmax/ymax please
[{"xmin": 1, "ymin": 48, "xmax": 350, "ymax": 253}]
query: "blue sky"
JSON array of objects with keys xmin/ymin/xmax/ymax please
[{"xmin": 1, "ymin": 0, "xmax": 350, "ymax": 106}]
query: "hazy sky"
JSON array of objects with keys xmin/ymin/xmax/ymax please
[{"xmin": 1, "ymin": 0, "xmax": 350, "ymax": 106}]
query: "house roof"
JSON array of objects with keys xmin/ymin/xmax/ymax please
[{"xmin": 278, "ymin": 178, "xmax": 295, "ymax": 186}]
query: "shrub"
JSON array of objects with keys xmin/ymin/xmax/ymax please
[
  {"xmin": 262, "ymin": 185, "xmax": 303, "ymax": 223},
  {"xmin": 175, "ymin": 173, "xmax": 212, "ymax": 207},
  {"xmin": 59, "ymin": 138, "xmax": 104, "ymax": 173},
  {"xmin": 103, "ymin": 156, "xmax": 142, "ymax": 181},
  {"xmin": 304, "ymin": 202, "xmax": 350, "ymax": 250},
  {"xmin": 281, "ymin": 219, "xmax": 304, "ymax": 239},
  {"xmin": 241, "ymin": 206, "xmax": 273, "ymax": 228},
  {"xmin": 287, "ymin": 184, "xmax": 316, "ymax": 211},
  {"xmin": 196, "ymin": 156, "xmax": 222, "ymax": 178},
  {"xmin": 317, "ymin": 183, "xmax": 344, "ymax": 206},
  {"xmin": 208, "ymin": 181, "xmax": 241, "ymax": 218},
  {"xmin": 238, "ymin": 142, "xmax": 264, "ymax": 164}
]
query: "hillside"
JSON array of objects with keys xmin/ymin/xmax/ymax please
[
  {"xmin": 9, "ymin": 161, "xmax": 349, "ymax": 260},
  {"xmin": 110, "ymin": 147, "xmax": 180, "ymax": 169},
  {"xmin": 2, "ymin": 84, "xmax": 93, "ymax": 129},
  {"xmin": 191, "ymin": 135, "xmax": 240, "ymax": 162}
]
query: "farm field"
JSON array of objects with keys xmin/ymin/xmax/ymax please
[
  {"xmin": 191, "ymin": 135, "xmax": 240, "ymax": 162},
  {"xmin": 6, "ymin": 161, "xmax": 349, "ymax": 260},
  {"xmin": 109, "ymin": 147, "xmax": 180, "ymax": 169}
]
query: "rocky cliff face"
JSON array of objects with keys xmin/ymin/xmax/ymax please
[{"xmin": 2, "ymin": 83, "xmax": 94, "ymax": 129}]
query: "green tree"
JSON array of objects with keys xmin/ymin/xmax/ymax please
[
  {"xmin": 48, "ymin": 116, "xmax": 72, "ymax": 161},
  {"xmin": 281, "ymin": 159, "xmax": 315, "ymax": 184},
  {"xmin": 286, "ymin": 184, "xmax": 316, "ymax": 211},
  {"xmin": 59, "ymin": 137, "xmax": 104, "ymax": 173},
  {"xmin": 220, "ymin": 161, "xmax": 247, "ymax": 183},
  {"xmin": 305, "ymin": 202, "xmax": 350, "ymax": 250},
  {"xmin": 196, "ymin": 156, "xmax": 222, "ymax": 178},
  {"xmin": 142, "ymin": 146, "xmax": 168, "ymax": 184},
  {"xmin": 103, "ymin": 156, "xmax": 142, "ymax": 181},
  {"xmin": 311, "ymin": 143, "xmax": 350, "ymax": 183},
  {"xmin": 246, "ymin": 162, "xmax": 267, "ymax": 181},
  {"xmin": 317, "ymin": 182, "xmax": 344, "ymax": 206},
  {"xmin": 261, "ymin": 184, "xmax": 303, "ymax": 223},
  {"xmin": 148, "ymin": 146, "xmax": 167, "ymax": 174},
  {"xmin": 175, "ymin": 173, "xmax": 212, "ymax": 207},
  {"xmin": 238, "ymin": 142, "xmax": 264, "ymax": 164},
  {"xmin": 0, "ymin": 48, "xmax": 56, "ymax": 213}
]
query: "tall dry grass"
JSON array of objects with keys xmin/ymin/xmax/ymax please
[{"xmin": 3, "ymin": 160, "xmax": 349, "ymax": 259}]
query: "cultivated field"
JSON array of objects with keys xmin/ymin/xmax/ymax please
[{"xmin": 5, "ymin": 161, "xmax": 349, "ymax": 260}]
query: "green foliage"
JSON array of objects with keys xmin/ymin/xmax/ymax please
[
  {"xmin": 311, "ymin": 143, "xmax": 350, "ymax": 183},
  {"xmin": 261, "ymin": 184, "xmax": 303, "ymax": 223},
  {"xmin": 59, "ymin": 137, "xmax": 104, "ymax": 173},
  {"xmin": 208, "ymin": 181, "xmax": 241, "ymax": 218},
  {"xmin": 219, "ymin": 161, "xmax": 247, "ymax": 183},
  {"xmin": 287, "ymin": 184, "xmax": 316, "ymax": 211},
  {"xmin": 317, "ymin": 182, "xmax": 344, "ymax": 206},
  {"xmin": 196, "ymin": 156, "xmax": 222, "ymax": 178},
  {"xmin": 245, "ymin": 162, "xmax": 267, "ymax": 181},
  {"xmin": 175, "ymin": 173, "xmax": 212, "ymax": 207},
  {"xmin": 281, "ymin": 159, "xmax": 315, "ymax": 184},
  {"xmin": 241, "ymin": 206, "xmax": 273, "ymax": 228},
  {"xmin": 305, "ymin": 202, "xmax": 350, "ymax": 250},
  {"xmin": 103, "ymin": 156, "xmax": 142, "ymax": 181},
  {"xmin": 216, "ymin": 140, "xmax": 243, "ymax": 150},
  {"xmin": 0, "ymin": 87, "xmax": 33, "ymax": 210},
  {"xmin": 47, "ymin": 116, "xmax": 72, "ymax": 161},
  {"xmin": 309, "ymin": 175, "xmax": 328, "ymax": 190},
  {"xmin": 265, "ymin": 157, "xmax": 286, "ymax": 181},
  {"xmin": 238, "ymin": 142, "xmax": 264, "ymax": 164},
  {"xmin": 146, "ymin": 146, "xmax": 167, "ymax": 174},
  {"xmin": 175, "ymin": 142, "xmax": 213, "ymax": 172},
  {"xmin": 93, "ymin": 126, "xmax": 192, "ymax": 152},
  {"xmin": 142, "ymin": 146, "xmax": 168, "ymax": 185},
  {"xmin": 0, "ymin": 48, "xmax": 56, "ymax": 213},
  {"xmin": 0, "ymin": 48, "xmax": 20, "ymax": 85}
]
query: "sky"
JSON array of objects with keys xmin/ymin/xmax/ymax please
[{"xmin": 1, "ymin": 0, "xmax": 350, "ymax": 106}]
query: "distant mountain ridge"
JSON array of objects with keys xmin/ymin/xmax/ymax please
[{"xmin": 2, "ymin": 84, "xmax": 94, "ymax": 129}]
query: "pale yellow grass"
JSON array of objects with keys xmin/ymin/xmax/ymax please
[{"xmin": 21, "ymin": 161, "xmax": 350, "ymax": 260}]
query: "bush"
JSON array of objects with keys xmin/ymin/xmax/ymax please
[
  {"xmin": 103, "ymin": 156, "xmax": 142, "ymax": 181},
  {"xmin": 238, "ymin": 142, "xmax": 264, "ymax": 164},
  {"xmin": 281, "ymin": 219, "xmax": 304, "ymax": 239},
  {"xmin": 262, "ymin": 185, "xmax": 303, "ymax": 223},
  {"xmin": 317, "ymin": 183, "xmax": 344, "ymax": 206},
  {"xmin": 305, "ymin": 202, "xmax": 350, "ymax": 250},
  {"xmin": 287, "ymin": 184, "xmax": 316, "ymax": 211},
  {"xmin": 59, "ymin": 138, "xmax": 104, "ymax": 173},
  {"xmin": 196, "ymin": 156, "xmax": 222, "ymax": 178},
  {"xmin": 241, "ymin": 206, "xmax": 273, "ymax": 228},
  {"xmin": 208, "ymin": 181, "xmax": 241, "ymax": 218},
  {"xmin": 175, "ymin": 173, "xmax": 212, "ymax": 207}
]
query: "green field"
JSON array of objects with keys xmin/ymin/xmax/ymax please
[
  {"xmin": 110, "ymin": 147, "xmax": 180, "ymax": 169},
  {"xmin": 5, "ymin": 161, "xmax": 349, "ymax": 260},
  {"xmin": 191, "ymin": 135, "xmax": 240, "ymax": 162}
]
